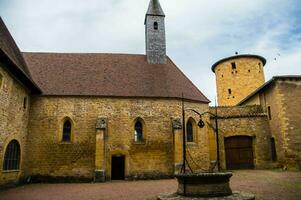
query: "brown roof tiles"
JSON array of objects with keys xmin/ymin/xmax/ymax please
[
  {"xmin": 0, "ymin": 17, "xmax": 41, "ymax": 93},
  {"xmin": 23, "ymin": 52, "xmax": 210, "ymax": 103}
]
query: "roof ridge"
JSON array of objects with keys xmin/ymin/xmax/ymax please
[{"xmin": 22, "ymin": 52, "xmax": 147, "ymax": 56}]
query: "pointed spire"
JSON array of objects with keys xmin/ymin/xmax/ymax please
[{"xmin": 146, "ymin": 0, "xmax": 165, "ymax": 16}]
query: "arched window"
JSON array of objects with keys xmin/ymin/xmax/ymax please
[
  {"xmin": 62, "ymin": 120, "xmax": 72, "ymax": 142},
  {"xmin": 154, "ymin": 22, "xmax": 158, "ymax": 30},
  {"xmin": 134, "ymin": 121, "xmax": 143, "ymax": 142},
  {"xmin": 3, "ymin": 140, "xmax": 21, "ymax": 171},
  {"xmin": 187, "ymin": 120, "xmax": 193, "ymax": 142}
]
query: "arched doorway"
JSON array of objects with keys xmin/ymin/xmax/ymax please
[
  {"xmin": 224, "ymin": 136, "xmax": 254, "ymax": 170},
  {"xmin": 111, "ymin": 155, "xmax": 125, "ymax": 180}
]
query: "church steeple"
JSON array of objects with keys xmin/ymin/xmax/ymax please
[
  {"xmin": 145, "ymin": 0, "xmax": 165, "ymax": 17},
  {"xmin": 145, "ymin": 0, "xmax": 166, "ymax": 64}
]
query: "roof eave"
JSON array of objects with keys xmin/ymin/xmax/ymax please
[
  {"xmin": 237, "ymin": 75, "xmax": 301, "ymax": 105},
  {"xmin": 211, "ymin": 54, "xmax": 267, "ymax": 73},
  {"xmin": 0, "ymin": 50, "xmax": 42, "ymax": 94}
]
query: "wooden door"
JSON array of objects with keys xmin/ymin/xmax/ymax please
[{"xmin": 225, "ymin": 136, "xmax": 254, "ymax": 170}]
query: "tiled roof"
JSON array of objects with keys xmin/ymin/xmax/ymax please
[
  {"xmin": 0, "ymin": 17, "xmax": 41, "ymax": 93},
  {"xmin": 23, "ymin": 52, "xmax": 210, "ymax": 103}
]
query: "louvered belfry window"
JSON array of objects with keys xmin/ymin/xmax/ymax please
[{"xmin": 3, "ymin": 140, "xmax": 21, "ymax": 171}]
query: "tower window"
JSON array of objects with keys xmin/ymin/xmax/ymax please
[
  {"xmin": 62, "ymin": 120, "xmax": 72, "ymax": 142},
  {"xmin": 267, "ymin": 106, "xmax": 272, "ymax": 120},
  {"xmin": 231, "ymin": 62, "xmax": 236, "ymax": 70},
  {"xmin": 154, "ymin": 22, "xmax": 158, "ymax": 30},
  {"xmin": 228, "ymin": 89, "xmax": 232, "ymax": 95}
]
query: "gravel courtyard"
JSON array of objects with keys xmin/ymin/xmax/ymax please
[{"xmin": 0, "ymin": 170, "xmax": 300, "ymax": 200}]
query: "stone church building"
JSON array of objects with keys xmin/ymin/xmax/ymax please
[{"xmin": 0, "ymin": 0, "xmax": 300, "ymax": 187}]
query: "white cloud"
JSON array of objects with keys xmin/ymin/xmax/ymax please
[{"xmin": 1, "ymin": 0, "xmax": 300, "ymax": 104}]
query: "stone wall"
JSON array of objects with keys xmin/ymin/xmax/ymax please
[
  {"xmin": 26, "ymin": 96, "xmax": 210, "ymax": 181},
  {"xmin": 145, "ymin": 15, "xmax": 166, "ymax": 64},
  {"xmin": 208, "ymin": 106, "xmax": 273, "ymax": 170},
  {"xmin": 214, "ymin": 57, "xmax": 265, "ymax": 106},
  {"xmin": 0, "ymin": 62, "xmax": 30, "ymax": 186},
  {"xmin": 241, "ymin": 78, "xmax": 301, "ymax": 170},
  {"xmin": 276, "ymin": 79, "xmax": 301, "ymax": 170}
]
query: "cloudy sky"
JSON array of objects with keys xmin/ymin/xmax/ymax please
[{"xmin": 1, "ymin": 0, "xmax": 301, "ymax": 103}]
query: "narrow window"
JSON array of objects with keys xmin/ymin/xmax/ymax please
[
  {"xmin": 267, "ymin": 106, "xmax": 272, "ymax": 120},
  {"xmin": 187, "ymin": 120, "xmax": 193, "ymax": 142},
  {"xmin": 228, "ymin": 89, "xmax": 232, "ymax": 95},
  {"xmin": 271, "ymin": 138, "xmax": 277, "ymax": 161},
  {"xmin": 248, "ymin": 69, "xmax": 251, "ymax": 73},
  {"xmin": 0, "ymin": 73, "xmax": 3, "ymax": 89},
  {"xmin": 231, "ymin": 62, "xmax": 236, "ymax": 70},
  {"xmin": 3, "ymin": 140, "xmax": 21, "ymax": 171},
  {"xmin": 23, "ymin": 97, "xmax": 27, "ymax": 109},
  {"xmin": 62, "ymin": 120, "xmax": 72, "ymax": 142},
  {"xmin": 134, "ymin": 121, "xmax": 143, "ymax": 142},
  {"xmin": 154, "ymin": 22, "xmax": 158, "ymax": 30}
]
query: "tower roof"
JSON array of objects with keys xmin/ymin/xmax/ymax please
[
  {"xmin": 211, "ymin": 54, "xmax": 266, "ymax": 73},
  {"xmin": 146, "ymin": 0, "xmax": 165, "ymax": 16}
]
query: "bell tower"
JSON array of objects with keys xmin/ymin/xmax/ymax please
[{"xmin": 145, "ymin": 0, "xmax": 166, "ymax": 64}]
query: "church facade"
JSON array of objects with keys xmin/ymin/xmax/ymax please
[
  {"xmin": 0, "ymin": 0, "xmax": 300, "ymax": 188},
  {"xmin": 0, "ymin": 0, "xmax": 210, "ymax": 186}
]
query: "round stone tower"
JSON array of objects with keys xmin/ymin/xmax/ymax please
[{"xmin": 212, "ymin": 54, "xmax": 266, "ymax": 106}]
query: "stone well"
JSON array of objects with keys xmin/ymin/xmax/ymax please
[{"xmin": 175, "ymin": 172, "xmax": 233, "ymax": 197}]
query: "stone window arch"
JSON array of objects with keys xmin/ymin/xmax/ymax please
[
  {"xmin": 134, "ymin": 118, "xmax": 145, "ymax": 143},
  {"xmin": 3, "ymin": 140, "xmax": 21, "ymax": 171},
  {"xmin": 62, "ymin": 118, "xmax": 72, "ymax": 142}
]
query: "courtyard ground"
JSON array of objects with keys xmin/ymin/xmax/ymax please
[{"xmin": 0, "ymin": 170, "xmax": 300, "ymax": 200}]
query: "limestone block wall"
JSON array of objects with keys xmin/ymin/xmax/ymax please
[
  {"xmin": 208, "ymin": 106, "xmax": 273, "ymax": 169},
  {"xmin": 276, "ymin": 79, "xmax": 301, "ymax": 170},
  {"xmin": 0, "ymin": 63, "xmax": 30, "ymax": 186},
  {"xmin": 242, "ymin": 78, "xmax": 301, "ymax": 170},
  {"xmin": 214, "ymin": 57, "xmax": 265, "ymax": 106},
  {"xmin": 26, "ymin": 96, "xmax": 210, "ymax": 180}
]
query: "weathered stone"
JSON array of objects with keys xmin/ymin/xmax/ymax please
[
  {"xmin": 208, "ymin": 106, "xmax": 273, "ymax": 170},
  {"xmin": 25, "ymin": 97, "xmax": 210, "ymax": 181},
  {"xmin": 172, "ymin": 119, "xmax": 182, "ymax": 130},
  {"xmin": 175, "ymin": 172, "xmax": 233, "ymax": 197},
  {"xmin": 214, "ymin": 56, "xmax": 265, "ymax": 106},
  {"xmin": 157, "ymin": 191, "xmax": 255, "ymax": 200},
  {"xmin": 145, "ymin": 0, "xmax": 166, "ymax": 64},
  {"xmin": 0, "ymin": 62, "xmax": 30, "ymax": 186},
  {"xmin": 242, "ymin": 78, "xmax": 301, "ymax": 170},
  {"xmin": 96, "ymin": 118, "xmax": 107, "ymax": 130}
]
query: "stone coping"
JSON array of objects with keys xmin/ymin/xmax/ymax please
[
  {"xmin": 156, "ymin": 191, "xmax": 255, "ymax": 200},
  {"xmin": 175, "ymin": 172, "xmax": 233, "ymax": 178}
]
